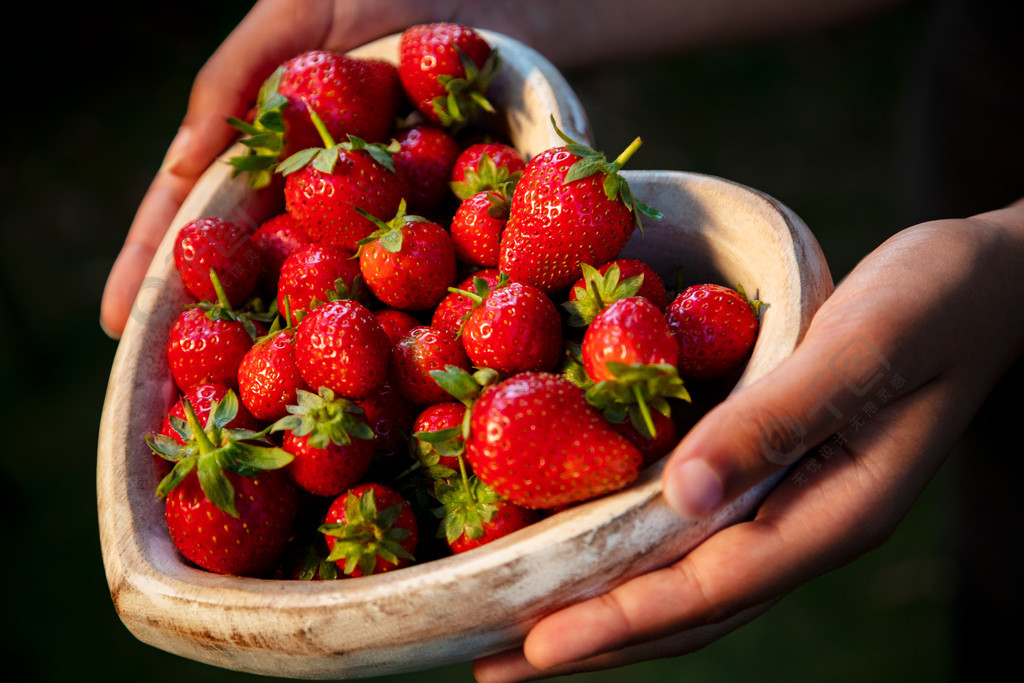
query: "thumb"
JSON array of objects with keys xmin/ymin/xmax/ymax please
[{"xmin": 663, "ymin": 326, "xmax": 897, "ymax": 518}]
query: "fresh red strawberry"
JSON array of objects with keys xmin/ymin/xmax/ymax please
[
  {"xmin": 356, "ymin": 201, "xmax": 456, "ymax": 311},
  {"xmin": 390, "ymin": 326, "xmax": 472, "ymax": 406},
  {"xmin": 272, "ymin": 387, "xmax": 376, "ymax": 497},
  {"xmin": 279, "ymin": 114, "xmax": 408, "ymax": 250},
  {"xmin": 411, "ymin": 401, "xmax": 468, "ymax": 477},
  {"xmin": 430, "ymin": 268, "xmax": 501, "ymax": 335},
  {"xmin": 320, "ymin": 483, "xmax": 418, "ymax": 577},
  {"xmin": 164, "ymin": 467, "xmax": 298, "ymax": 576},
  {"xmin": 273, "ymin": 51, "xmax": 402, "ymax": 150},
  {"xmin": 166, "ymin": 305, "xmax": 257, "ymax": 393},
  {"xmin": 276, "ymin": 242, "xmax": 366, "ymax": 327},
  {"xmin": 581, "ymin": 297, "xmax": 679, "ymax": 383},
  {"xmin": 293, "ymin": 299, "xmax": 391, "ymax": 400},
  {"xmin": 465, "ymin": 372, "xmax": 643, "ymax": 509},
  {"xmin": 581, "ymin": 296, "xmax": 689, "ymax": 441},
  {"xmin": 436, "ymin": 475, "xmax": 539, "ymax": 554},
  {"xmin": 457, "ymin": 277, "xmax": 563, "ymax": 376},
  {"xmin": 237, "ymin": 326, "xmax": 309, "ymax": 421},
  {"xmin": 398, "ymin": 23, "xmax": 500, "ymax": 127},
  {"xmin": 250, "ymin": 212, "xmax": 311, "ymax": 296},
  {"xmin": 147, "ymin": 392, "xmax": 298, "ymax": 576},
  {"xmin": 373, "ymin": 309, "xmax": 421, "ymax": 345},
  {"xmin": 665, "ymin": 283, "xmax": 763, "ymax": 381},
  {"xmin": 228, "ymin": 50, "xmax": 403, "ymax": 188},
  {"xmin": 162, "ymin": 382, "xmax": 261, "ymax": 446},
  {"xmin": 499, "ymin": 122, "xmax": 662, "ymax": 294},
  {"xmin": 392, "ymin": 124, "xmax": 462, "ymax": 216},
  {"xmin": 173, "ymin": 217, "xmax": 261, "ymax": 307},
  {"xmin": 565, "ymin": 259, "xmax": 669, "ymax": 327},
  {"xmin": 449, "ymin": 141, "xmax": 525, "ymax": 199},
  {"xmin": 450, "ymin": 189, "xmax": 509, "ymax": 267}
]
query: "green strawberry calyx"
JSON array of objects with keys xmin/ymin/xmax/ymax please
[
  {"xmin": 270, "ymin": 386, "xmax": 375, "ymax": 449},
  {"xmin": 319, "ymin": 489, "xmax": 415, "ymax": 576},
  {"xmin": 226, "ymin": 67, "xmax": 288, "ymax": 189},
  {"xmin": 186, "ymin": 267, "xmax": 267, "ymax": 341},
  {"xmin": 353, "ymin": 199, "xmax": 430, "ymax": 254},
  {"xmin": 560, "ymin": 341, "xmax": 593, "ymax": 391},
  {"xmin": 736, "ymin": 282, "xmax": 766, "ymax": 317},
  {"xmin": 290, "ymin": 541, "xmax": 339, "ymax": 581},
  {"xmin": 450, "ymin": 152, "xmax": 521, "ymax": 201},
  {"xmin": 549, "ymin": 115, "xmax": 663, "ymax": 235},
  {"xmin": 147, "ymin": 391, "xmax": 293, "ymax": 518},
  {"xmin": 412, "ymin": 424, "xmax": 464, "ymax": 480},
  {"xmin": 585, "ymin": 362, "xmax": 691, "ymax": 440},
  {"xmin": 562, "ymin": 262, "xmax": 645, "ymax": 328},
  {"xmin": 276, "ymin": 104, "xmax": 400, "ymax": 177},
  {"xmin": 446, "ymin": 272, "xmax": 512, "ymax": 330},
  {"xmin": 413, "ymin": 364, "xmax": 500, "ymax": 479},
  {"xmin": 429, "ymin": 364, "xmax": 500, "ymax": 406},
  {"xmin": 433, "ymin": 46, "xmax": 502, "ymax": 128},
  {"xmin": 433, "ymin": 474, "xmax": 503, "ymax": 544}
]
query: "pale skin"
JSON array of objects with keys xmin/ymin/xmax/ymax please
[{"xmin": 100, "ymin": 1, "xmax": 1024, "ymax": 680}]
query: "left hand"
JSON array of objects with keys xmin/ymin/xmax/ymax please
[{"xmin": 473, "ymin": 206, "xmax": 1024, "ymax": 682}]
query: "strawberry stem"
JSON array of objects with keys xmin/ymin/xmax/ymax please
[
  {"xmin": 448, "ymin": 286, "xmax": 482, "ymax": 305},
  {"xmin": 611, "ymin": 137, "xmax": 643, "ymax": 172},
  {"xmin": 305, "ymin": 100, "xmax": 337, "ymax": 148},
  {"xmin": 208, "ymin": 267, "xmax": 233, "ymax": 310},
  {"xmin": 631, "ymin": 384, "xmax": 657, "ymax": 439},
  {"xmin": 457, "ymin": 453, "xmax": 476, "ymax": 503}
]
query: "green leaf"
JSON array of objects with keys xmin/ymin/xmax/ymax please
[
  {"xmin": 379, "ymin": 228, "xmax": 404, "ymax": 253},
  {"xmin": 429, "ymin": 365, "xmax": 482, "ymax": 404},
  {"xmin": 197, "ymin": 455, "xmax": 238, "ymax": 518},
  {"xmin": 564, "ymin": 158, "xmax": 604, "ymax": 184},
  {"xmin": 155, "ymin": 458, "xmax": 195, "ymax": 499},
  {"xmin": 312, "ymin": 146, "xmax": 340, "ymax": 175},
  {"xmin": 276, "ymin": 148, "xmax": 320, "ymax": 176},
  {"xmin": 226, "ymin": 116, "xmax": 262, "ymax": 136},
  {"xmin": 603, "ymin": 172, "xmax": 621, "ymax": 201},
  {"xmin": 146, "ymin": 432, "xmax": 186, "ymax": 460},
  {"xmin": 231, "ymin": 442, "xmax": 294, "ymax": 470},
  {"xmin": 209, "ymin": 391, "xmax": 239, "ymax": 431},
  {"xmin": 414, "ymin": 426, "xmax": 464, "ymax": 444}
]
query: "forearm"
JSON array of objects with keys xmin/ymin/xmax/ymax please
[{"xmin": 453, "ymin": 0, "xmax": 913, "ymax": 67}]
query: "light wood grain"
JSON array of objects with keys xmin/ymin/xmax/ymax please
[{"xmin": 97, "ymin": 31, "xmax": 833, "ymax": 679}]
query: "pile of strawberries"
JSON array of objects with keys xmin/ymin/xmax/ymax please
[{"xmin": 145, "ymin": 23, "xmax": 763, "ymax": 580}]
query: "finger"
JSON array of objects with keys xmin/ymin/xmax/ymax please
[
  {"xmin": 473, "ymin": 602, "xmax": 773, "ymax": 683},
  {"xmin": 662, "ymin": 303, "xmax": 913, "ymax": 520},
  {"xmin": 517, "ymin": 371, "xmax": 959, "ymax": 673},
  {"xmin": 100, "ymin": 167, "xmax": 195, "ymax": 337}
]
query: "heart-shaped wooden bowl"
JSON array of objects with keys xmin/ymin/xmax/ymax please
[{"xmin": 97, "ymin": 30, "xmax": 833, "ymax": 680}]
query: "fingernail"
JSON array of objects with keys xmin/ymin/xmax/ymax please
[
  {"xmin": 664, "ymin": 459, "xmax": 723, "ymax": 519},
  {"xmin": 162, "ymin": 127, "xmax": 191, "ymax": 173}
]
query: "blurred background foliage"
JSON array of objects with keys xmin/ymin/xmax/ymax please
[{"xmin": 0, "ymin": 1, "xmax": 956, "ymax": 681}]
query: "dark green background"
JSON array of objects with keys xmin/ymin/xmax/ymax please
[{"xmin": 1, "ymin": 1, "xmax": 956, "ymax": 680}]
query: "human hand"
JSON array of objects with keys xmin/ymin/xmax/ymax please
[
  {"xmin": 473, "ymin": 206, "xmax": 1024, "ymax": 682},
  {"xmin": 99, "ymin": 0, "xmax": 465, "ymax": 338}
]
